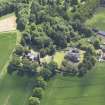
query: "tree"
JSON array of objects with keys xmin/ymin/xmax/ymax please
[
  {"xmin": 61, "ymin": 61, "xmax": 77, "ymax": 76},
  {"xmin": 0, "ymin": 1, "xmax": 15, "ymax": 17},
  {"xmin": 81, "ymin": 27, "xmax": 93, "ymax": 37},
  {"xmin": 47, "ymin": 61, "xmax": 58, "ymax": 76},
  {"xmin": 51, "ymin": 31, "xmax": 67, "ymax": 48},
  {"xmin": 22, "ymin": 58, "xmax": 38, "ymax": 77},
  {"xmin": 31, "ymin": 62, "xmax": 38, "ymax": 72},
  {"xmin": 34, "ymin": 77, "xmax": 47, "ymax": 89},
  {"xmin": 71, "ymin": 19, "xmax": 83, "ymax": 31},
  {"xmin": 77, "ymin": 0, "xmax": 100, "ymax": 21},
  {"xmin": 32, "ymin": 88, "xmax": 43, "ymax": 99},
  {"xmin": 31, "ymin": 30, "xmax": 52, "ymax": 49},
  {"xmin": 78, "ymin": 62, "xmax": 87, "ymax": 76},
  {"xmin": 70, "ymin": 0, "xmax": 78, "ymax": 6},
  {"xmin": 29, "ymin": 14, "xmax": 36, "ymax": 23},
  {"xmin": 7, "ymin": 56, "xmax": 21, "ymax": 74},
  {"xmin": 41, "ymin": 67, "xmax": 52, "ymax": 80},
  {"xmin": 47, "ymin": 44, "xmax": 56, "ymax": 56},
  {"xmin": 17, "ymin": 18, "xmax": 27, "ymax": 31},
  {"xmin": 40, "ymin": 48, "xmax": 47, "ymax": 58},
  {"xmin": 29, "ymin": 96, "xmax": 40, "ymax": 105},
  {"xmin": 31, "ymin": 1, "xmax": 41, "ymax": 14},
  {"xmin": 78, "ymin": 66, "xmax": 87, "ymax": 77},
  {"xmin": 93, "ymin": 39, "xmax": 100, "ymax": 49},
  {"xmin": 22, "ymin": 31, "xmax": 31, "ymax": 45},
  {"xmin": 15, "ymin": 45, "xmax": 24, "ymax": 56}
]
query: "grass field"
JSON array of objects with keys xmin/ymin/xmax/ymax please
[
  {"xmin": 0, "ymin": 32, "xmax": 32, "ymax": 105},
  {"xmin": 41, "ymin": 63, "xmax": 105, "ymax": 105},
  {"xmin": 54, "ymin": 51, "xmax": 65, "ymax": 68},
  {"xmin": 86, "ymin": 7, "xmax": 105, "ymax": 31},
  {"xmin": 1, "ymin": 6, "xmax": 105, "ymax": 105},
  {"xmin": 0, "ymin": 75, "xmax": 33, "ymax": 105},
  {"xmin": 40, "ymin": 51, "xmax": 65, "ymax": 68},
  {"xmin": 41, "ymin": 7, "xmax": 105, "ymax": 105},
  {"xmin": 0, "ymin": 32, "xmax": 16, "ymax": 72}
]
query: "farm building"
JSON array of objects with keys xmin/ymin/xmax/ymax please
[
  {"xmin": 27, "ymin": 52, "xmax": 38, "ymax": 61},
  {"xmin": 100, "ymin": 0, "xmax": 105, "ymax": 6},
  {"xmin": 98, "ymin": 53, "xmax": 105, "ymax": 62},
  {"xmin": 24, "ymin": 50, "xmax": 39, "ymax": 62},
  {"xmin": 92, "ymin": 28, "xmax": 98, "ymax": 33},
  {"xmin": 97, "ymin": 45, "xmax": 105, "ymax": 62},
  {"xmin": 100, "ymin": 45, "xmax": 105, "ymax": 52},
  {"xmin": 65, "ymin": 48, "xmax": 80, "ymax": 63},
  {"xmin": 97, "ymin": 31, "xmax": 105, "ymax": 36},
  {"xmin": 92, "ymin": 28, "xmax": 105, "ymax": 36}
]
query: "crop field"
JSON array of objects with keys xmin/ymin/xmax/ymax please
[
  {"xmin": 0, "ymin": 14, "xmax": 16, "ymax": 32},
  {"xmin": 41, "ymin": 63, "xmax": 105, "ymax": 105}
]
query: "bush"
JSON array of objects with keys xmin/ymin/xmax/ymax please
[
  {"xmin": 34, "ymin": 77, "xmax": 47, "ymax": 89},
  {"xmin": 32, "ymin": 88, "xmax": 43, "ymax": 99},
  {"xmin": 15, "ymin": 45, "xmax": 24, "ymax": 56},
  {"xmin": 29, "ymin": 96, "xmax": 40, "ymax": 105}
]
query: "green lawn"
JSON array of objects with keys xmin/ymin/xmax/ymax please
[
  {"xmin": 54, "ymin": 51, "xmax": 65, "ymax": 68},
  {"xmin": 40, "ymin": 51, "xmax": 65, "ymax": 68},
  {"xmin": 0, "ymin": 75, "xmax": 33, "ymax": 105},
  {"xmin": 86, "ymin": 7, "xmax": 105, "ymax": 31},
  {"xmin": 41, "ymin": 63, "xmax": 105, "ymax": 105},
  {"xmin": 0, "ymin": 32, "xmax": 32, "ymax": 105},
  {"xmin": 0, "ymin": 32, "xmax": 16, "ymax": 72},
  {"xmin": 40, "ymin": 7, "xmax": 105, "ymax": 105}
]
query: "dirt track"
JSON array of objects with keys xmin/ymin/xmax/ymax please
[{"xmin": 0, "ymin": 15, "xmax": 16, "ymax": 32}]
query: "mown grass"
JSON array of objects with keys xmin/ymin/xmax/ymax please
[
  {"xmin": 0, "ymin": 32, "xmax": 32, "ymax": 105},
  {"xmin": 0, "ymin": 32, "xmax": 16, "ymax": 72},
  {"xmin": 41, "ymin": 63, "xmax": 105, "ymax": 105},
  {"xmin": 40, "ymin": 51, "xmax": 65, "ymax": 68},
  {"xmin": 0, "ymin": 75, "xmax": 33, "ymax": 105},
  {"xmin": 53, "ymin": 51, "xmax": 65, "ymax": 68},
  {"xmin": 40, "ymin": 7, "xmax": 105, "ymax": 105}
]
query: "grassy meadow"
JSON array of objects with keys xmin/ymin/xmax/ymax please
[
  {"xmin": 0, "ymin": 75, "xmax": 33, "ymax": 105},
  {"xmin": 41, "ymin": 63, "xmax": 105, "ymax": 105},
  {"xmin": 0, "ymin": 32, "xmax": 16, "ymax": 72},
  {"xmin": 54, "ymin": 51, "xmax": 65, "ymax": 68},
  {"xmin": 41, "ymin": 8, "xmax": 105, "ymax": 105},
  {"xmin": 86, "ymin": 7, "xmax": 105, "ymax": 31},
  {"xmin": 0, "ymin": 32, "xmax": 32, "ymax": 105},
  {"xmin": 0, "ymin": 5, "xmax": 105, "ymax": 105}
]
